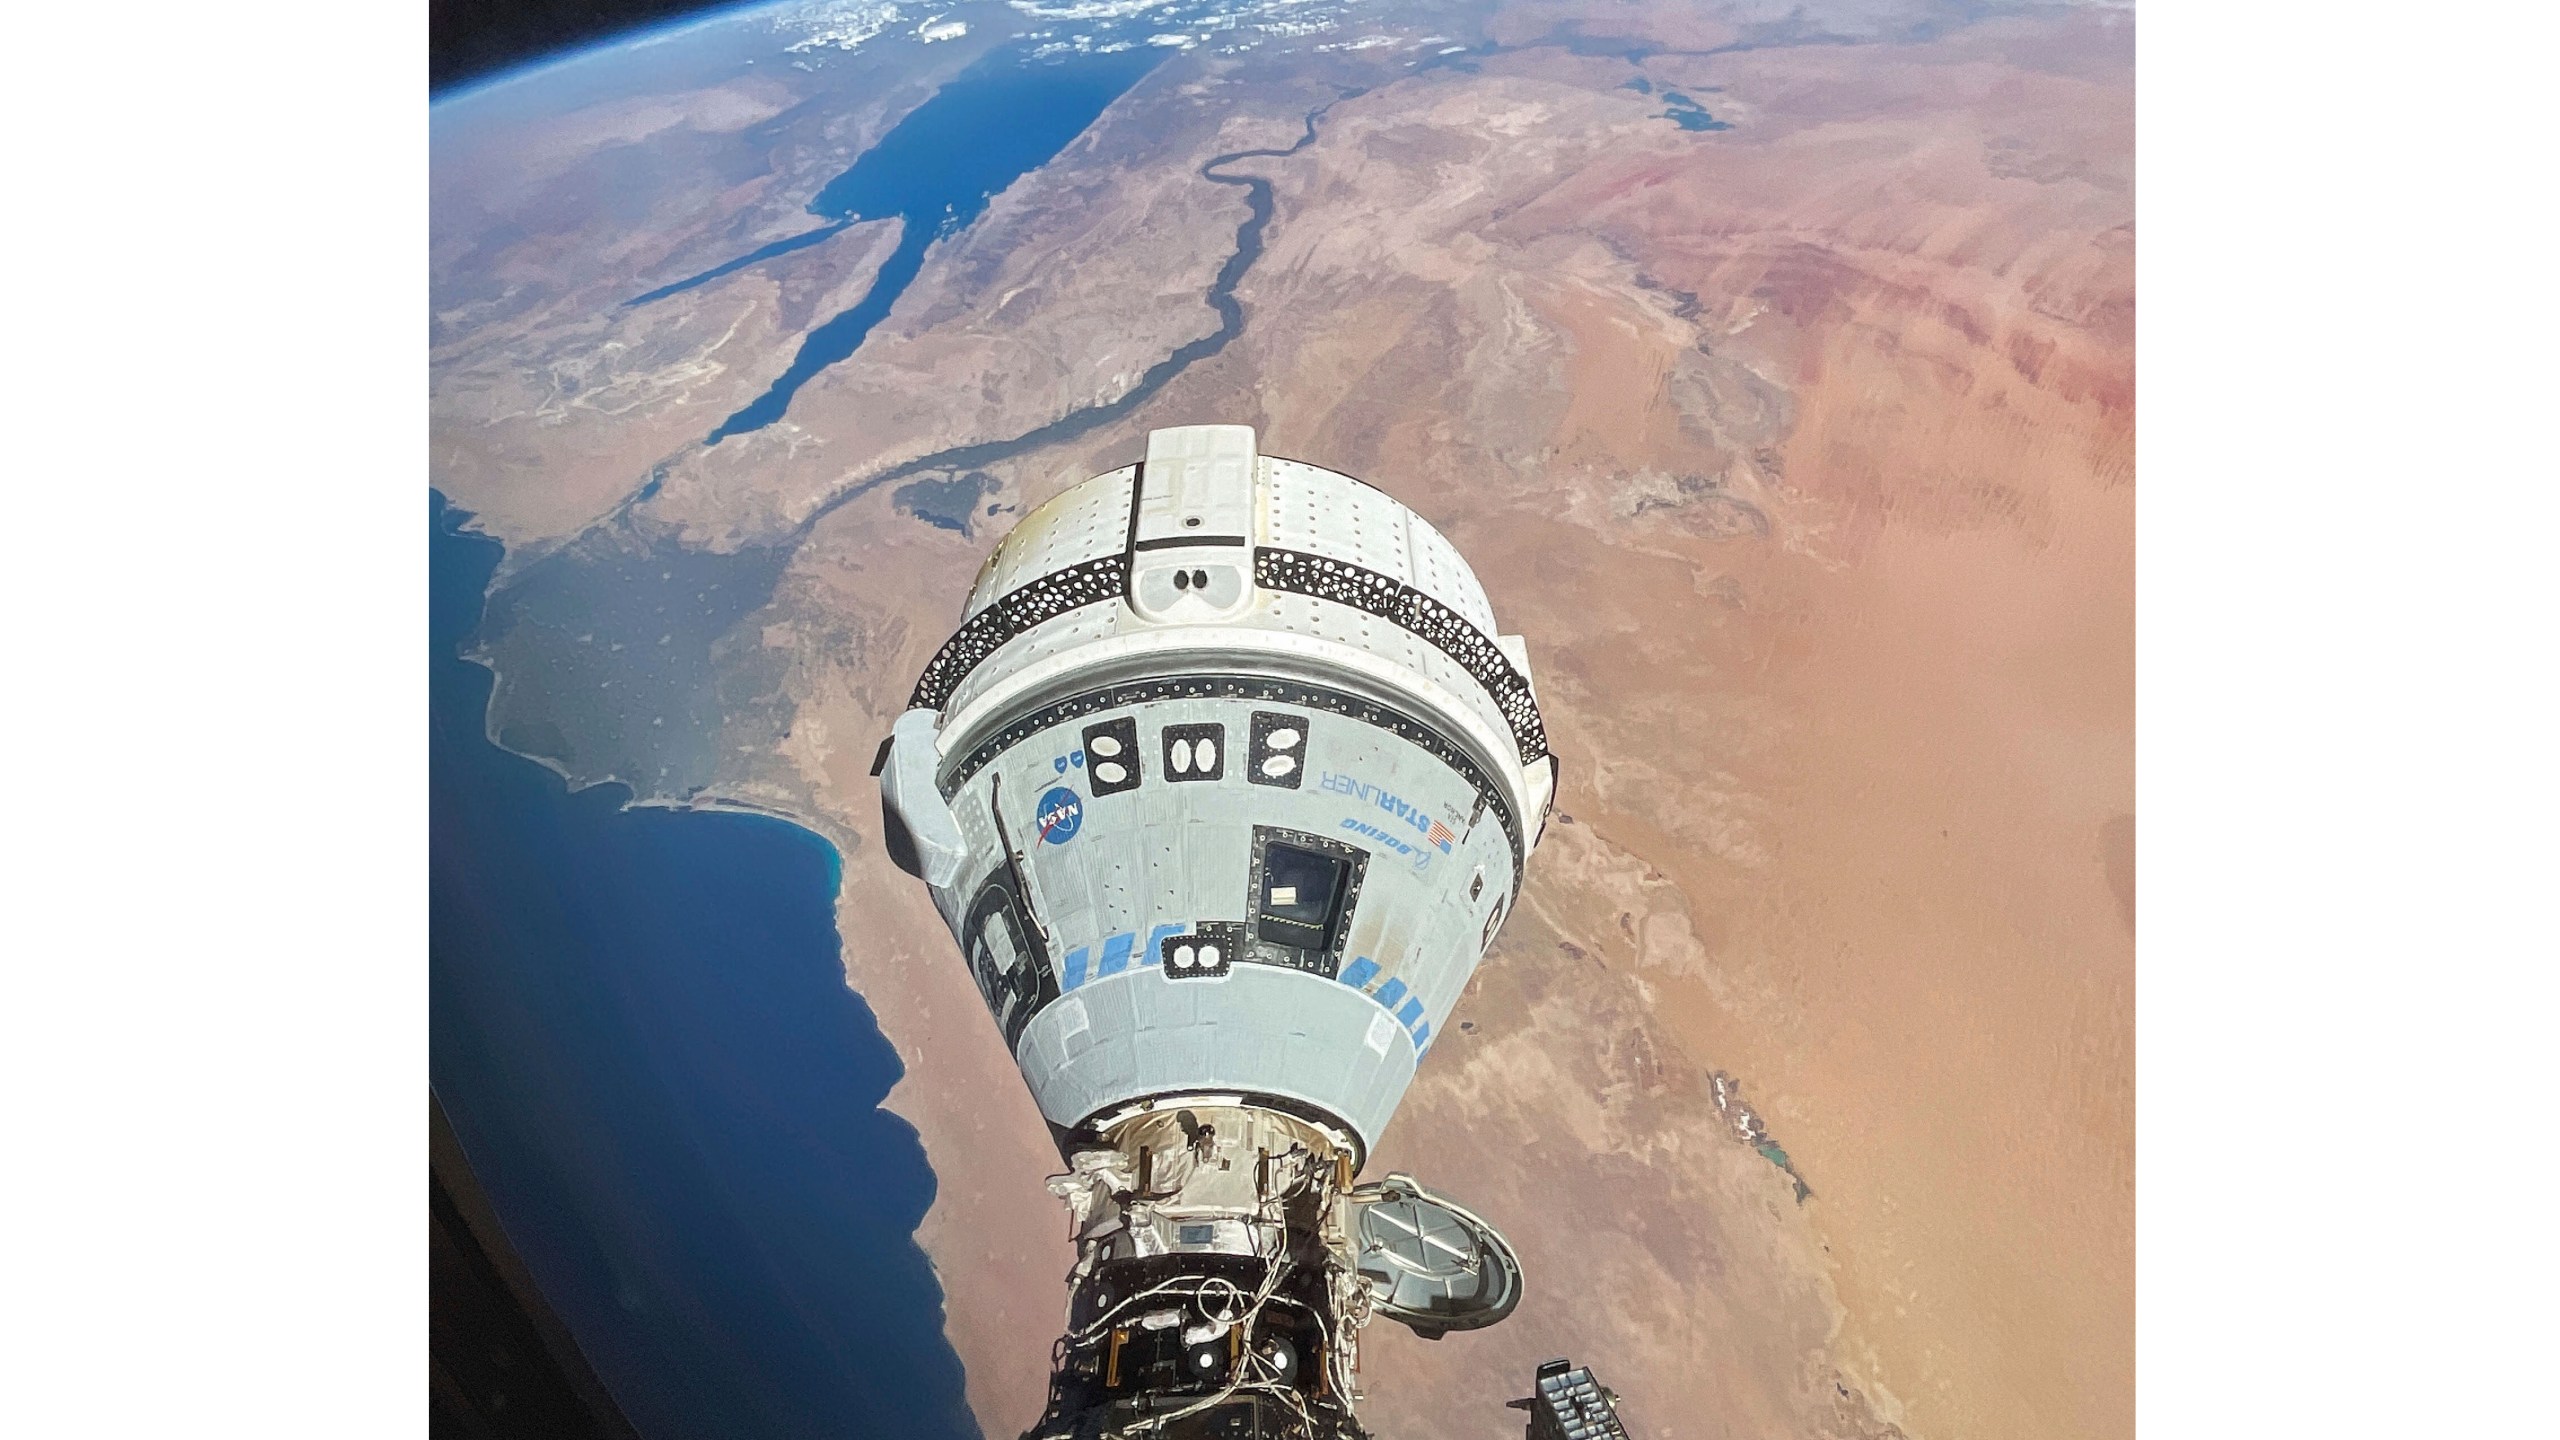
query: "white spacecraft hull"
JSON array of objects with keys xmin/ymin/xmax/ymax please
[{"xmin": 879, "ymin": 426, "xmax": 1554, "ymax": 1437}]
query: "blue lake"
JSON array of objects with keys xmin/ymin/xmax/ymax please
[
  {"xmin": 431, "ymin": 493, "xmax": 979, "ymax": 1440},
  {"xmin": 628, "ymin": 44, "xmax": 1162, "ymax": 444}
]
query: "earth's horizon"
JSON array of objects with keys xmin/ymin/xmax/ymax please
[{"xmin": 430, "ymin": 2, "xmax": 2134, "ymax": 1437}]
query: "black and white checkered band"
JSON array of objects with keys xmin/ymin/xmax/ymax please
[
  {"xmin": 1250, "ymin": 546, "xmax": 1548, "ymax": 764},
  {"xmin": 906, "ymin": 553, "xmax": 1129, "ymax": 711},
  {"xmin": 904, "ymin": 547, "xmax": 1549, "ymax": 767}
]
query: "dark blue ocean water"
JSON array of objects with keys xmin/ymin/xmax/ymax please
[
  {"xmin": 632, "ymin": 45, "xmax": 1161, "ymax": 445},
  {"xmin": 430, "ymin": 494, "xmax": 979, "ymax": 1440}
]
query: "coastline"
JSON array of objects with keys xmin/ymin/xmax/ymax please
[
  {"xmin": 433, "ymin": 494, "xmax": 986, "ymax": 1439},
  {"xmin": 459, "ymin": 614, "xmax": 1060, "ymax": 1434},
  {"xmin": 429, "ymin": 4, "xmax": 2136, "ymax": 1432}
]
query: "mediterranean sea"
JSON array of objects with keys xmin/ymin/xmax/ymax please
[{"xmin": 431, "ymin": 493, "xmax": 978, "ymax": 1440}]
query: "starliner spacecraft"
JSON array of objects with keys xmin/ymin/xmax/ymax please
[{"xmin": 878, "ymin": 426, "xmax": 1578, "ymax": 1438}]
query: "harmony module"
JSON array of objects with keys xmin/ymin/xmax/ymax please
[{"xmin": 878, "ymin": 425, "xmax": 1584, "ymax": 1438}]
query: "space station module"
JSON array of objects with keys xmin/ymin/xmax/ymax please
[{"xmin": 878, "ymin": 426, "xmax": 1556, "ymax": 1438}]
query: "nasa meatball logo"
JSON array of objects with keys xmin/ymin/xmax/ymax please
[{"xmin": 1035, "ymin": 786, "xmax": 1084, "ymax": 845}]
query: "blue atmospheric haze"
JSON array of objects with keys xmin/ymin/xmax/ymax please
[{"xmin": 431, "ymin": 494, "xmax": 980, "ymax": 1440}]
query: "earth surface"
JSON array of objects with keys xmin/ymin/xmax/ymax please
[{"xmin": 429, "ymin": 2, "xmax": 2133, "ymax": 1438}]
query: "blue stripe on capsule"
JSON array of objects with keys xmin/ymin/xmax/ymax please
[
  {"xmin": 1097, "ymin": 931, "xmax": 1135, "ymax": 978},
  {"xmin": 1328, "ymin": 957, "xmax": 1430, "ymax": 1055},
  {"xmin": 1143, "ymin": 922, "xmax": 1185, "ymax": 965},
  {"xmin": 1061, "ymin": 946, "xmax": 1091, "ymax": 991}
]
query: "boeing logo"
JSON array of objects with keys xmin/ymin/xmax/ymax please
[
  {"xmin": 1320, "ymin": 772, "xmax": 1454, "ymax": 852},
  {"xmin": 1340, "ymin": 817, "xmax": 1435, "ymax": 874}
]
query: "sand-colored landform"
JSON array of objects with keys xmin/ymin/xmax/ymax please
[{"xmin": 431, "ymin": 3, "xmax": 2132, "ymax": 1437}]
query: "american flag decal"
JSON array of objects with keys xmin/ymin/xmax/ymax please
[{"xmin": 1427, "ymin": 819, "xmax": 1455, "ymax": 852}]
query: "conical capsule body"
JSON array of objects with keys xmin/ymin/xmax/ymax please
[{"xmin": 880, "ymin": 425, "xmax": 1554, "ymax": 1158}]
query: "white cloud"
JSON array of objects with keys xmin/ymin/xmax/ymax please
[
  {"xmin": 1008, "ymin": 0, "xmax": 1164, "ymax": 19},
  {"xmin": 777, "ymin": 1, "xmax": 905, "ymax": 53}
]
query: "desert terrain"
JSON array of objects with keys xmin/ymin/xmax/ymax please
[{"xmin": 431, "ymin": 2, "xmax": 2133, "ymax": 1436}]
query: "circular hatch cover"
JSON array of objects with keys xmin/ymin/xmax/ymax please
[{"xmin": 1352, "ymin": 1174, "xmax": 1523, "ymax": 1335}]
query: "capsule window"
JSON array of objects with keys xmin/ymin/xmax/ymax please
[
  {"xmin": 1258, "ymin": 843, "xmax": 1351, "ymax": 952},
  {"xmin": 1081, "ymin": 716, "xmax": 1142, "ymax": 796},
  {"xmin": 963, "ymin": 870, "xmax": 1054, "ymax": 1047},
  {"xmin": 1244, "ymin": 827, "xmax": 1366, "ymax": 976},
  {"xmin": 1162, "ymin": 722, "xmax": 1224, "ymax": 782},
  {"xmin": 981, "ymin": 906, "xmax": 1023, "ymax": 964},
  {"xmin": 1247, "ymin": 711, "xmax": 1307, "ymax": 789}
]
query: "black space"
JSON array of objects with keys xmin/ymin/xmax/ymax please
[
  {"xmin": 432, "ymin": 1100, "xmax": 640, "ymax": 1440},
  {"xmin": 433, "ymin": 0, "xmax": 741, "ymax": 92}
]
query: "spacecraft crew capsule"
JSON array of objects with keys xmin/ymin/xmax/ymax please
[{"xmin": 879, "ymin": 426, "xmax": 1555, "ymax": 1438}]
